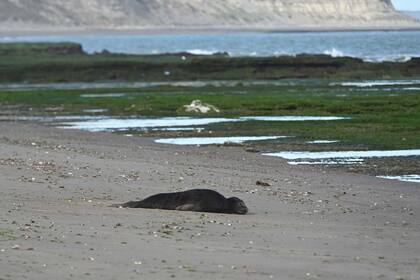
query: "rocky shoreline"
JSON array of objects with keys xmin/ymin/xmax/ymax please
[{"xmin": 1, "ymin": 43, "xmax": 420, "ymax": 83}]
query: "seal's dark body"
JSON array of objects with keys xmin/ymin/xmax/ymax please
[{"xmin": 119, "ymin": 189, "xmax": 248, "ymax": 214}]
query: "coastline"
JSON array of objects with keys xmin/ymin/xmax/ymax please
[
  {"xmin": 2, "ymin": 25, "xmax": 420, "ymax": 36},
  {"xmin": 1, "ymin": 42, "xmax": 420, "ymax": 83},
  {"xmin": 0, "ymin": 121, "xmax": 419, "ymax": 279}
]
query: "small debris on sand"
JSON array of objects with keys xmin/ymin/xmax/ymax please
[{"xmin": 256, "ymin": 180, "xmax": 271, "ymax": 187}]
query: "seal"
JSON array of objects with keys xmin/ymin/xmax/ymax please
[{"xmin": 114, "ymin": 189, "xmax": 248, "ymax": 214}]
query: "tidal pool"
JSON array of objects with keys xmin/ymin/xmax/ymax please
[
  {"xmin": 337, "ymin": 80, "xmax": 420, "ymax": 88},
  {"xmin": 377, "ymin": 175, "xmax": 420, "ymax": 184},
  {"xmin": 82, "ymin": 109, "xmax": 108, "ymax": 113},
  {"xmin": 59, "ymin": 115, "xmax": 349, "ymax": 132},
  {"xmin": 151, "ymin": 127, "xmax": 205, "ymax": 132},
  {"xmin": 263, "ymin": 150, "xmax": 420, "ymax": 160},
  {"xmin": 59, "ymin": 117, "xmax": 239, "ymax": 132},
  {"xmin": 155, "ymin": 136, "xmax": 287, "ymax": 145},
  {"xmin": 0, "ymin": 80, "xmax": 294, "ymax": 91},
  {"xmin": 0, "ymin": 115, "xmax": 106, "ymax": 122},
  {"xmin": 401, "ymin": 87, "xmax": 420, "ymax": 91},
  {"xmin": 288, "ymin": 158, "xmax": 364, "ymax": 165},
  {"xmin": 306, "ymin": 140, "xmax": 340, "ymax": 144},
  {"xmin": 240, "ymin": 116, "xmax": 349, "ymax": 121},
  {"xmin": 80, "ymin": 93, "xmax": 127, "ymax": 98}
]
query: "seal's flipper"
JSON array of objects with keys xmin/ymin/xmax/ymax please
[{"xmin": 175, "ymin": 204, "xmax": 196, "ymax": 211}]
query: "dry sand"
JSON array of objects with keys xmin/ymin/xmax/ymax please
[{"xmin": 0, "ymin": 121, "xmax": 419, "ymax": 280}]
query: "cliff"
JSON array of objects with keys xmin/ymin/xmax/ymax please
[{"xmin": 0, "ymin": 0, "xmax": 418, "ymax": 31}]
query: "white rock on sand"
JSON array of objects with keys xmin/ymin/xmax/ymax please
[{"xmin": 184, "ymin": 100, "xmax": 220, "ymax": 114}]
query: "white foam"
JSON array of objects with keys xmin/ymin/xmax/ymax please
[
  {"xmin": 155, "ymin": 136, "xmax": 287, "ymax": 145},
  {"xmin": 378, "ymin": 175, "xmax": 420, "ymax": 184},
  {"xmin": 241, "ymin": 116, "xmax": 350, "ymax": 121},
  {"xmin": 306, "ymin": 140, "xmax": 340, "ymax": 144},
  {"xmin": 186, "ymin": 49, "xmax": 219, "ymax": 56},
  {"xmin": 80, "ymin": 93, "xmax": 126, "ymax": 98},
  {"xmin": 263, "ymin": 150, "xmax": 420, "ymax": 160},
  {"xmin": 323, "ymin": 48, "xmax": 346, "ymax": 58}
]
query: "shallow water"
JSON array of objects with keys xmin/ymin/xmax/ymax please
[
  {"xmin": 0, "ymin": 80, "xmax": 296, "ymax": 91},
  {"xmin": 155, "ymin": 136, "xmax": 287, "ymax": 145},
  {"xmin": 82, "ymin": 109, "xmax": 108, "ymax": 113},
  {"xmin": 3, "ymin": 80, "xmax": 419, "ymax": 92},
  {"xmin": 151, "ymin": 127, "xmax": 205, "ymax": 132},
  {"xmin": 80, "ymin": 93, "xmax": 127, "ymax": 98},
  {"xmin": 401, "ymin": 87, "xmax": 420, "ymax": 91},
  {"xmin": 337, "ymin": 80, "xmax": 420, "ymax": 87},
  {"xmin": 288, "ymin": 158, "xmax": 364, "ymax": 165},
  {"xmin": 241, "ymin": 116, "xmax": 349, "ymax": 121},
  {"xmin": 0, "ymin": 115, "xmax": 107, "ymax": 122},
  {"xmin": 3, "ymin": 31, "xmax": 420, "ymax": 61},
  {"xmin": 306, "ymin": 140, "xmax": 340, "ymax": 144},
  {"xmin": 59, "ymin": 115, "xmax": 349, "ymax": 132},
  {"xmin": 263, "ymin": 150, "xmax": 420, "ymax": 160},
  {"xmin": 378, "ymin": 175, "xmax": 420, "ymax": 184},
  {"xmin": 59, "ymin": 117, "xmax": 239, "ymax": 132}
]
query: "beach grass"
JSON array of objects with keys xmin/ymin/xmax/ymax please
[{"xmin": 0, "ymin": 229, "xmax": 16, "ymax": 241}]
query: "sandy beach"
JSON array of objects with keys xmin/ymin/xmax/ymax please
[{"xmin": 0, "ymin": 121, "xmax": 419, "ymax": 280}]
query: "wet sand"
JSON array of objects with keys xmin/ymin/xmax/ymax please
[{"xmin": 0, "ymin": 121, "xmax": 419, "ymax": 280}]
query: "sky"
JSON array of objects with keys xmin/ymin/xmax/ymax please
[{"xmin": 392, "ymin": 0, "xmax": 420, "ymax": 11}]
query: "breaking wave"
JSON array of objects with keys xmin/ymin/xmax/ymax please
[
  {"xmin": 323, "ymin": 48, "xmax": 346, "ymax": 58},
  {"xmin": 186, "ymin": 49, "xmax": 220, "ymax": 55},
  {"xmin": 321, "ymin": 48, "xmax": 413, "ymax": 62}
]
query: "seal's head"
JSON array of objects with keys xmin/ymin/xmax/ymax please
[{"xmin": 227, "ymin": 197, "xmax": 248, "ymax": 214}]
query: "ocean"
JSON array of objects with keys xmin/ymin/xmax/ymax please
[{"xmin": 1, "ymin": 30, "xmax": 420, "ymax": 62}]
